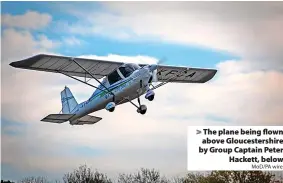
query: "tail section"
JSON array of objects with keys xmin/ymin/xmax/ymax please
[
  {"xmin": 61, "ymin": 86, "xmax": 78, "ymax": 114},
  {"xmin": 41, "ymin": 86, "xmax": 103, "ymax": 125}
]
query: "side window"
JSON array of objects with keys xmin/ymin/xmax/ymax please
[{"xmin": 108, "ymin": 70, "xmax": 122, "ymax": 85}]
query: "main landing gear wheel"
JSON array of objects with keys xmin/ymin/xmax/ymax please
[
  {"xmin": 137, "ymin": 105, "xmax": 147, "ymax": 115},
  {"xmin": 147, "ymin": 95, "xmax": 154, "ymax": 101},
  {"xmin": 106, "ymin": 102, "xmax": 116, "ymax": 112},
  {"xmin": 108, "ymin": 107, "xmax": 115, "ymax": 112},
  {"xmin": 136, "ymin": 96, "xmax": 147, "ymax": 115}
]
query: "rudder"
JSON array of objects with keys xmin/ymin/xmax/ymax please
[{"xmin": 61, "ymin": 86, "xmax": 78, "ymax": 114}]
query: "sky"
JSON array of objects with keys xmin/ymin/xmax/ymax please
[{"xmin": 1, "ymin": 1, "xmax": 283, "ymax": 181}]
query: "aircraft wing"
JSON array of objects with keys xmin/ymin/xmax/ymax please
[
  {"xmin": 9, "ymin": 54, "xmax": 124, "ymax": 79},
  {"xmin": 9, "ymin": 54, "xmax": 217, "ymax": 83},
  {"xmin": 155, "ymin": 65, "xmax": 217, "ymax": 83}
]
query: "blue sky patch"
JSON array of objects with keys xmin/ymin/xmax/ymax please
[
  {"xmin": 2, "ymin": 1, "xmax": 239, "ymax": 69},
  {"xmin": 69, "ymin": 146, "xmax": 106, "ymax": 157},
  {"xmin": 1, "ymin": 2, "xmax": 245, "ymax": 181}
]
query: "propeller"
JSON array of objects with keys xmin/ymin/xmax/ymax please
[
  {"xmin": 151, "ymin": 57, "xmax": 167, "ymax": 83},
  {"xmin": 157, "ymin": 57, "xmax": 167, "ymax": 65},
  {"xmin": 152, "ymin": 69, "xmax": 158, "ymax": 82}
]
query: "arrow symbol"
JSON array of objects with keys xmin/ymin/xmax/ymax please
[{"xmin": 196, "ymin": 130, "xmax": 201, "ymax": 134}]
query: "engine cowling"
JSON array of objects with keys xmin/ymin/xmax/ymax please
[
  {"xmin": 145, "ymin": 64, "xmax": 158, "ymax": 83},
  {"xmin": 105, "ymin": 102, "xmax": 115, "ymax": 112}
]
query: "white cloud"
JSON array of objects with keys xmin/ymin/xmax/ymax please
[
  {"xmin": 1, "ymin": 28, "xmax": 60, "ymax": 62},
  {"xmin": 2, "ymin": 11, "xmax": 52, "ymax": 30},
  {"xmin": 62, "ymin": 36, "xmax": 84, "ymax": 46},
  {"xmin": 1, "ymin": 27, "xmax": 62, "ymax": 123},
  {"xmin": 3, "ymin": 50, "xmax": 283, "ymax": 179},
  {"xmin": 64, "ymin": 2, "xmax": 283, "ymax": 70},
  {"xmin": 2, "ymin": 3, "xmax": 283, "ymax": 180},
  {"xmin": 157, "ymin": 65, "xmax": 283, "ymax": 126},
  {"xmin": 78, "ymin": 54, "xmax": 158, "ymax": 65},
  {"xmin": 1, "ymin": 27, "xmax": 159, "ymax": 124}
]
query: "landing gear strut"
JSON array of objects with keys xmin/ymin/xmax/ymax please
[
  {"xmin": 129, "ymin": 96, "xmax": 147, "ymax": 115},
  {"xmin": 137, "ymin": 97, "xmax": 147, "ymax": 115},
  {"xmin": 128, "ymin": 80, "xmax": 148, "ymax": 115}
]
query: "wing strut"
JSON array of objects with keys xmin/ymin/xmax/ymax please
[
  {"xmin": 58, "ymin": 71, "xmax": 105, "ymax": 92},
  {"xmin": 70, "ymin": 58, "xmax": 116, "ymax": 101}
]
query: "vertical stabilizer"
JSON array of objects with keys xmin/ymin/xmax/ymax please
[{"xmin": 61, "ymin": 86, "xmax": 78, "ymax": 114}]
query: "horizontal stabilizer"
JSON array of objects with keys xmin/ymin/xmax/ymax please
[
  {"xmin": 75, "ymin": 115, "xmax": 102, "ymax": 125},
  {"xmin": 41, "ymin": 114, "xmax": 75, "ymax": 123}
]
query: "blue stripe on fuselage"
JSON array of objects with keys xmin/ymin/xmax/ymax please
[{"xmin": 89, "ymin": 78, "xmax": 132, "ymax": 100}]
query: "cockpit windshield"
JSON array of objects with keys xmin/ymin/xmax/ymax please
[
  {"xmin": 107, "ymin": 63, "xmax": 140, "ymax": 85},
  {"xmin": 107, "ymin": 70, "xmax": 122, "ymax": 85},
  {"xmin": 118, "ymin": 63, "xmax": 140, "ymax": 78}
]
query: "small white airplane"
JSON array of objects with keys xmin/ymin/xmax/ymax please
[{"xmin": 10, "ymin": 54, "xmax": 217, "ymax": 125}]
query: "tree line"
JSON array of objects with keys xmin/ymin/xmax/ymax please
[{"xmin": 1, "ymin": 165, "xmax": 283, "ymax": 183}]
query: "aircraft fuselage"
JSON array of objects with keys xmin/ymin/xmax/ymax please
[{"xmin": 69, "ymin": 67, "xmax": 151, "ymax": 124}]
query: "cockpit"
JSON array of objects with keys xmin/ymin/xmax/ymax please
[
  {"xmin": 119, "ymin": 63, "xmax": 140, "ymax": 78},
  {"xmin": 107, "ymin": 63, "xmax": 140, "ymax": 85}
]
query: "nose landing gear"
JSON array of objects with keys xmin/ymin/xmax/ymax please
[{"xmin": 145, "ymin": 90, "xmax": 155, "ymax": 101}]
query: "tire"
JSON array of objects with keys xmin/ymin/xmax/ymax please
[
  {"xmin": 109, "ymin": 107, "xmax": 115, "ymax": 112},
  {"xmin": 148, "ymin": 95, "xmax": 154, "ymax": 101},
  {"xmin": 139, "ymin": 105, "xmax": 147, "ymax": 115}
]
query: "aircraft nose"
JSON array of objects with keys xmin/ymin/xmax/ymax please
[
  {"xmin": 148, "ymin": 64, "xmax": 158, "ymax": 72},
  {"xmin": 140, "ymin": 67, "xmax": 151, "ymax": 79}
]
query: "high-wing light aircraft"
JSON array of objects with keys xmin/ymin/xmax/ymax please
[{"xmin": 10, "ymin": 54, "xmax": 217, "ymax": 125}]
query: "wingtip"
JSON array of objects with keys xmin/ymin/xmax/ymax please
[
  {"xmin": 212, "ymin": 69, "xmax": 218, "ymax": 76},
  {"xmin": 9, "ymin": 61, "xmax": 22, "ymax": 68},
  {"xmin": 9, "ymin": 54, "xmax": 45, "ymax": 69},
  {"xmin": 199, "ymin": 69, "xmax": 218, "ymax": 83},
  {"xmin": 9, "ymin": 62, "xmax": 15, "ymax": 67},
  {"xmin": 209, "ymin": 69, "xmax": 218, "ymax": 80}
]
